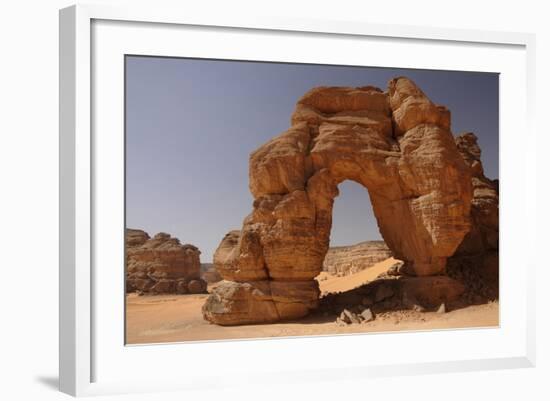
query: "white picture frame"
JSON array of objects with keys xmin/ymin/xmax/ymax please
[{"xmin": 59, "ymin": 3, "xmax": 536, "ymax": 397}]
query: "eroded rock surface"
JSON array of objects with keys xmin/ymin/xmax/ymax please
[
  {"xmin": 202, "ymin": 280, "xmax": 319, "ymax": 325},
  {"xmin": 448, "ymin": 133, "xmax": 499, "ymax": 299},
  {"xmin": 126, "ymin": 229, "xmax": 207, "ymax": 294},
  {"xmin": 323, "ymin": 241, "xmax": 393, "ymax": 276},
  {"xmin": 203, "ymin": 77, "xmax": 476, "ymax": 325}
]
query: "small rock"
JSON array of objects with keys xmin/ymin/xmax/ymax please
[
  {"xmin": 412, "ymin": 304, "xmax": 426, "ymax": 313},
  {"xmin": 350, "ymin": 315, "xmax": 362, "ymax": 324},
  {"xmin": 339, "ymin": 310, "xmax": 350, "ymax": 324},
  {"xmin": 360, "ymin": 308, "xmax": 374, "ymax": 323},
  {"xmin": 436, "ymin": 303, "xmax": 446, "ymax": 314},
  {"xmin": 336, "ymin": 317, "xmax": 347, "ymax": 326},
  {"xmin": 340, "ymin": 309, "xmax": 361, "ymax": 324}
]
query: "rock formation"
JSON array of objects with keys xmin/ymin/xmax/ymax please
[
  {"xmin": 323, "ymin": 240, "xmax": 392, "ymax": 276},
  {"xmin": 126, "ymin": 229, "xmax": 207, "ymax": 294},
  {"xmin": 203, "ymin": 77, "xmax": 475, "ymax": 325},
  {"xmin": 448, "ymin": 133, "xmax": 499, "ymax": 298}
]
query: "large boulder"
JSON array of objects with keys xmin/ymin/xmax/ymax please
[
  {"xmin": 126, "ymin": 229, "xmax": 207, "ymax": 295},
  {"xmin": 202, "ymin": 280, "xmax": 319, "ymax": 326},
  {"xmin": 203, "ymin": 77, "xmax": 478, "ymax": 325}
]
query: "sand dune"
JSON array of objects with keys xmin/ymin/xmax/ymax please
[{"xmin": 317, "ymin": 257, "xmax": 399, "ymax": 294}]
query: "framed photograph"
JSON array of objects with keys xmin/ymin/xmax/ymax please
[{"xmin": 59, "ymin": 4, "xmax": 536, "ymax": 397}]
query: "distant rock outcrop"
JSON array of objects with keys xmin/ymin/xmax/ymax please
[
  {"xmin": 126, "ymin": 229, "xmax": 207, "ymax": 295},
  {"xmin": 201, "ymin": 263, "xmax": 222, "ymax": 283},
  {"xmin": 323, "ymin": 241, "xmax": 392, "ymax": 276}
]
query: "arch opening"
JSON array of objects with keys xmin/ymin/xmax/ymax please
[
  {"xmin": 316, "ymin": 180, "xmax": 397, "ymax": 295},
  {"xmin": 329, "ymin": 180, "xmax": 382, "ymax": 249}
]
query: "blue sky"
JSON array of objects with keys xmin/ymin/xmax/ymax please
[{"xmin": 126, "ymin": 56, "xmax": 499, "ymax": 262}]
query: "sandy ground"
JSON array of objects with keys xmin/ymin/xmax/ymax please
[
  {"xmin": 316, "ymin": 257, "xmax": 399, "ymax": 294},
  {"xmin": 126, "ymin": 258, "xmax": 499, "ymax": 344}
]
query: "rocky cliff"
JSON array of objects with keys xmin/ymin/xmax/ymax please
[
  {"xmin": 448, "ymin": 133, "xmax": 499, "ymax": 299},
  {"xmin": 323, "ymin": 241, "xmax": 392, "ymax": 276},
  {"xmin": 126, "ymin": 229, "xmax": 207, "ymax": 294}
]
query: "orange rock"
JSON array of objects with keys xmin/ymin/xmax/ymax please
[
  {"xmin": 297, "ymin": 86, "xmax": 389, "ymax": 115},
  {"xmin": 204, "ymin": 77, "xmax": 478, "ymax": 325},
  {"xmin": 249, "ymin": 123, "xmax": 311, "ymax": 198},
  {"xmin": 388, "ymin": 77, "xmax": 450, "ymax": 136}
]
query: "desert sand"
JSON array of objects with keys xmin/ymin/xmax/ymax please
[
  {"xmin": 126, "ymin": 258, "xmax": 498, "ymax": 344},
  {"xmin": 317, "ymin": 257, "xmax": 398, "ymax": 294}
]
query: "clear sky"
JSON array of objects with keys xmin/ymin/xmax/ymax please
[{"xmin": 126, "ymin": 56, "xmax": 499, "ymax": 262}]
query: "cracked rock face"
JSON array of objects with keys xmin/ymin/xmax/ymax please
[
  {"xmin": 203, "ymin": 77, "xmax": 475, "ymax": 325},
  {"xmin": 126, "ymin": 229, "xmax": 207, "ymax": 294}
]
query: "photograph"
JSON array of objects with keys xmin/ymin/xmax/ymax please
[
  {"xmin": 124, "ymin": 56, "xmax": 499, "ymax": 344},
  {"xmin": 2, "ymin": 0, "xmax": 546, "ymax": 399}
]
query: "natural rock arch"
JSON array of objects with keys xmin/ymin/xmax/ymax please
[{"xmin": 203, "ymin": 77, "xmax": 474, "ymax": 325}]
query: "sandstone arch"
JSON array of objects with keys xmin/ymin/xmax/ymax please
[{"xmin": 202, "ymin": 77, "xmax": 474, "ymax": 325}]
